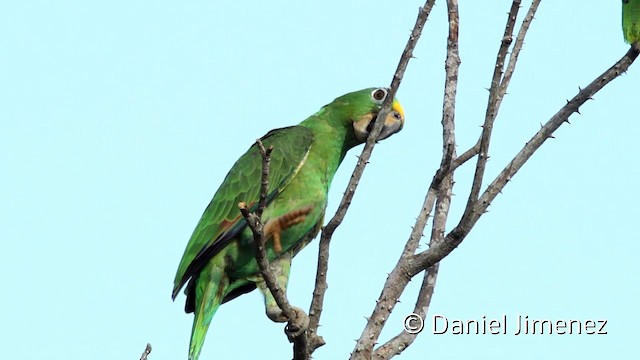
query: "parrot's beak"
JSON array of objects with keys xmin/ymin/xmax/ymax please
[{"xmin": 354, "ymin": 99, "xmax": 405, "ymax": 142}]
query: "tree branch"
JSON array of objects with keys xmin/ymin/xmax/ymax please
[
  {"xmin": 464, "ymin": 0, "xmax": 522, "ymax": 214},
  {"xmin": 351, "ymin": 1, "xmax": 459, "ymax": 359},
  {"xmin": 499, "ymin": 0, "xmax": 541, "ymax": 97},
  {"xmin": 306, "ymin": 0, "xmax": 438, "ymax": 355},
  {"xmin": 239, "ymin": 200, "xmax": 295, "ymax": 319},
  {"xmin": 255, "ymin": 140, "xmax": 272, "ymax": 219},
  {"xmin": 239, "ymin": 140, "xmax": 296, "ymax": 318}
]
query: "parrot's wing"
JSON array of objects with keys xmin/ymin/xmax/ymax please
[{"xmin": 172, "ymin": 126, "xmax": 314, "ymax": 299}]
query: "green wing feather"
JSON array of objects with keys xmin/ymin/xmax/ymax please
[
  {"xmin": 172, "ymin": 126, "xmax": 314, "ymax": 299},
  {"xmin": 623, "ymin": 0, "xmax": 640, "ymax": 44}
]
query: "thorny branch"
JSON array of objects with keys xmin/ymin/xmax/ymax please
[
  {"xmin": 353, "ymin": 0, "xmax": 460, "ymax": 358},
  {"xmin": 463, "ymin": 0, "xmax": 523, "ymax": 216},
  {"xmin": 304, "ymin": 0, "xmax": 438, "ymax": 358},
  {"xmin": 499, "ymin": 1, "xmax": 540, "ymax": 96},
  {"xmin": 407, "ymin": 1, "xmax": 540, "ymax": 312}
]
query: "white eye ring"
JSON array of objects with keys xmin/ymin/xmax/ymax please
[{"xmin": 371, "ymin": 88, "xmax": 387, "ymax": 102}]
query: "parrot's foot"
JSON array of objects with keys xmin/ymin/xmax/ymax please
[
  {"xmin": 285, "ymin": 306, "xmax": 310, "ymax": 341},
  {"xmin": 263, "ymin": 205, "xmax": 314, "ymax": 252}
]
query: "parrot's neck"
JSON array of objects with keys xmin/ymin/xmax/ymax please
[{"xmin": 299, "ymin": 114, "xmax": 357, "ymax": 190}]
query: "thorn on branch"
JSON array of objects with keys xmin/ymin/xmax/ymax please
[{"xmin": 140, "ymin": 343, "xmax": 152, "ymax": 360}]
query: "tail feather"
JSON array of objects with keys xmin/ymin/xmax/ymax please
[{"xmin": 188, "ymin": 266, "xmax": 228, "ymax": 360}]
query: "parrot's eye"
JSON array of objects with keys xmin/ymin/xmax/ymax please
[{"xmin": 371, "ymin": 88, "xmax": 387, "ymax": 102}]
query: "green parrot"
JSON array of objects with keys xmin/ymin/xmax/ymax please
[
  {"xmin": 172, "ymin": 87, "xmax": 405, "ymax": 360},
  {"xmin": 623, "ymin": 0, "xmax": 640, "ymax": 44}
]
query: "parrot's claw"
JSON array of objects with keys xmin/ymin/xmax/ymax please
[
  {"xmin": 285, "ymin": 306, "xmax": 310, "ymax": 341},
  {"xmin": 263, "ymin": 205, "xmax": 314, "ymax": 253},
  {"xmin": 266, "ymin": 305, "xmax": 309, "ymax": 340}
]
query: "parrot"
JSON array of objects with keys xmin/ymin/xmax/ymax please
[
  {"xmin": 623, "ymin": 0, "xmax": 640, "ymax": 44},
  {"xmin": 172, "ymin": 87, "xmax": 405, "ymax": 360}
]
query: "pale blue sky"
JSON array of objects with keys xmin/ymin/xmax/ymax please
[{"xmin": 1, "ymin": 1, "xmax": 637, "ymax": 359}]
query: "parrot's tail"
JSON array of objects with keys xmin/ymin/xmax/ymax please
[{"xmin": 188, "ymin": 266, "xmax": 228, "ymax": 360}]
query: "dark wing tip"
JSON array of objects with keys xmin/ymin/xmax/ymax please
[{"xmin": 171, "ymin": 284, "xmax": 182, "ymax": 301}]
